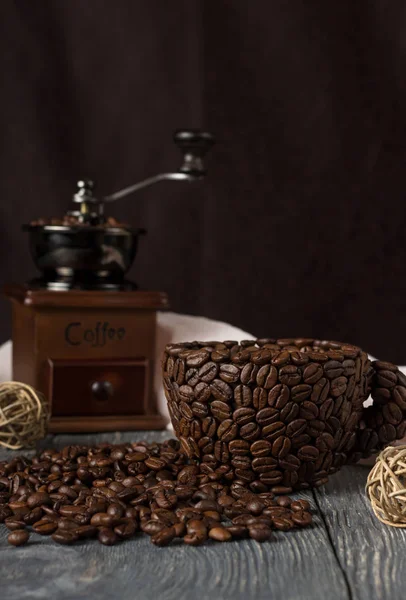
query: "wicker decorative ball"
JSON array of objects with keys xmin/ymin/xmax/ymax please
[
  {"xmin": 0, "ymin": 382, "xmax": 49, "ymax": 450},
  {"xmin": 366, "ymin": 445, "xmax": 406, "ymax": 527}
]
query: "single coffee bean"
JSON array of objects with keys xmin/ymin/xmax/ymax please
[
  {"xmin": 248, "ymin": 524, "xmax": 272, "ymax": 542},
  {"xmin": 253, "ymin": 388, "xmax": 268, "ymax": 410},
  {"xmin": 52, "ymin": 530, "xmax": 79, "ymax": 545},
  {"xmin": 382, "ymin": 402, "xmax": 403, "ymax": 425},
  {"xmin": 252, "ymin": 457, "xmax": 278, "ymax": 473},
  {"xmin": 155, "ymin": 489, "xmax": 178, "ymax": 509},
  {"xmin": 194, "ymin": 382, "xmax": 212, "ymax": 403},
  {"xmin": 250, "ymin": 440, "xmax": 272, "ymax": 457},
  {"xmin": 259, "ymin": 470, "xmax": 284, "ymax": 485},
  {"xmin": 273, "ymin": 517, "xmax": 294, "ymax": 531},
  {"xmin": 279, "ymin": 454, "xmax": 301, "ymax": 471},
  {"xmin": 187, "ymin": 518, "xmax": 207, "ymax": 537},
  {"xmin": 58, "ymin": 505, "xmax": 85, "ymax": 517},
  {"xmin": 210, "ymin": 379, "xmax": 233, "ymax": 402},
  {"xmin": 262, "ymin": 422, "xmax": 286, "ymax": 442},
  {"xmin": 186, "ymin": 349, "xmax": 210, "ymax": 368},
  {"xmin": 272, "ymin": 351, "xmax": 290, "ymax": 366},
  {"xmin": 172, "ymin": 522, "xmax": 186, "ymax": 537},
  {"xmin": 311, "ymin": 378, "xmax": 330, "ymax": 404},
  {"xmin": 33, "ymin": 519, "xmax": 58, "ymax": 535},
  {"xmin": 324, "ymin": 360, "xmax": 344, "ymax": 379},
  {"xmin": 209, "ymin": 526, "xmax": 232, "ymax": 542},
  {"xmin": 297, "ymin": 499, "xmax": 311, "ymax": 511},
  {"xmin": 192, "ymin": 402, "xmax": 209, "ymax": 418},
  {"xmin": 297, "ymin": 446, "xmax": 320, "ymax": 462},
  {"xmin": 5, "ymin": 517, "xmax": 26, "ymax": 531},
  {"xmin": 393, "ymin": 386, "xmax": 406, "ymax": 410},
  {"xmin": 194, "ymin": 499, "xmax": 219, "ymax": 512},
  {"xmin": 291, "ymin": 510, "xmax": 313, "ymax": 527},
  {"xmin": 210, "ymin": 400, "xmax": 232, "ymax": 421},
  {"xmin": 240, "ymin": 422, "xmax": 261, "ymax": 441},
  {"xmin": 247, "ymin": 515, "xmax": 272, "ymax": 527},
  {"xmin": 256, "ymin": 407, "xmax": 280, "ymax": 427},
  {"xmin": 219, "ymin": 364, "xmax": 240, "ymax": 383},
  {"xmin": 198, "ymin": 362, "xmax": 219, "ymax": 383},
  {"xmin": 152, "ymin": 526, "xmax": 176, "ymax": 546},
  {"xmin": 299, "ymin": 401, "xmax": 319, "ymax": 420},
  {"xmin": 27, "ymin": 492, "xmax": 52, "ymax": 509},
  {"xmin": 107, "ymin": 503, "xmax": 125, "ymax": 519},
  {"xmin": 24, "ymin": 507, "xmax": 43, "ymax": 525},
  {"xmin": 271, "ymin": 436, "xmax": 291, "ymax": 459},
  {"xmin": 0, "ymin": 505, "xmax": 13, "ymax": 523},
  {"xmin": 279, "ymin": 365, "xmax": 301, "ymax": 386},
  {"xmin": 233, "ymin": 407, "xmax": 256, "ymax": 426},
  {"xmin": 280, "ymin": 402, "xmax": 300, "ymax": 423},
  {"xmin": 378, "ymin": 423, "xmax": 397, "ymax": 444},
  {"xmin": 245, "ymin": 499, "xmax": 265, "ymax": 516},
  {"xmin": 89, "ymin": 512, "xmax": 112, "ymax": 527},
  {"xmin": 276, "ymin": 496, "xmax": 291, "ymax": 507},
  {"xmin": 291, "ymin": 384, "xmax": 312, "ymax": 403},
  {"xmin": 303, "ymin": 363, "xmax": 323, "ymax": 384},
  {"xmin": 318, "ymin": 398, "xmax": 334, "ymax": 421},
  {"xmin": 184, "ymin": 533, "xmax": 205, "ymax": 546},
  {"xmin": 73, "ymin": 511, "xmax": 92, "ymax": 526},
  {"xmin": 376, "ymin": 370, "xmax": 397, "ymax": 388},
  {"xmin": 58, "ymin": 518, "xmax": 79, "ymax": 531},
  {"xmin": 217, "ymin": 419, "xmax": 239, "ymax": 442},
  {"xmin": 98, "ymin": 527, "xmax": 119, "ymax": 546},
  {"xmin": 240, "ymin": 363, "xmax": 259, "ymax": 385},
  {"xmin": 8, "ymin": 529, "xmax": 29, "ymax": 546},
  {"xmin": 227, "ymin": 525, "xmax": 248, "ymax": 539},
  {"xmin": 142, "ymin": 520, "xmax": 166, "ymax": 535},
  {"xmin": 286, "ymin": 419, "xmax": 307, "ymax": 438},
  {"xmin": 114, "ymin": 520, "xmax": 138, "ymax": 539},
  {"xmin": 9, "ymin": 501, "xmax": 30, "ymax": 518},
  {"xmin": 75, "ymin": 525, "xmax": 98, "ymax": 539},
  {"xmin": 234, "ymin": 384, "xmax": 253, "ymax": 407},
  {"xmin": 269, "ymin": 486, "xmax": 291, "ymax": 495}
]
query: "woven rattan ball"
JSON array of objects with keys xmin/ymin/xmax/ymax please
[
  {"xmin": 0, "ymin": 382, "xmax": 49, "ymax": 450},
  {"xmin": 366, "ymin": 445, "xmax": 406, "ymax": 527}
]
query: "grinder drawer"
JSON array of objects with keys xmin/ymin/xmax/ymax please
[{"xmin": 47, "ymin": 358, "xmax": 149, "ymax": 416}]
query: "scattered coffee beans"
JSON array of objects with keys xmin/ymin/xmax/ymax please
[
  {"xmin": 8, "ymin": 529, "xmax": 29, "ymax": 546},
  {"xmin": 0, "ymin": 439, "xmax": 313, "ymax": 548}
]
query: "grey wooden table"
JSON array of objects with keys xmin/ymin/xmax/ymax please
[{"xmin": 1, "ymin": 431, "xmax": 405, "ymax": 600}]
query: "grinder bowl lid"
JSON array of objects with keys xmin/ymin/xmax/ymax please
[{"xmin": 22, "ymin": 223, "xmax": 146, "ymax": 235}]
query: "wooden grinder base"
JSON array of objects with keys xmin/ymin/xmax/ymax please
[{"xmin": 4, "ymin": 284, "xmax": 169, "ymax": 432}]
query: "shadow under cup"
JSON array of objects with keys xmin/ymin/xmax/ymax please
[{"xmin": 162, "ymin": 338, "xmax": 406, "ymax": 491}]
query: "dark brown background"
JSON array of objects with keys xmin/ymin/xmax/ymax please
[{"xmin": 1, "ymin": 1, "xmax": 406, "ymax": 362}]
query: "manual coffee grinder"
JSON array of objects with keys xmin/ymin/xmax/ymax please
[{"xmin": 4, "ymin": 130, "xmax": 214, "ymax": 432}]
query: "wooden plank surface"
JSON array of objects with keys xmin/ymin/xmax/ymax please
[
  {"xmin": 0, "ymin": 431, "xmax": 403, "ymax": 600},
  {"xmin": 313, "ymin": 465, "xmax": 406, "ymax": 600}
]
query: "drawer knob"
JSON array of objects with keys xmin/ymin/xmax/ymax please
[{"xmin": 91, "ymin": 380, "xmax": 114, "ymax": 402}]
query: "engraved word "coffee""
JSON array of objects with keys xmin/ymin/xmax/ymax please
[{"xmin": 65, "ymin": 322, "xmax": 126, "ymax": 347}]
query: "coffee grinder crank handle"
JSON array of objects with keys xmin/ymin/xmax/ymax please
[{"xmin": 104, "ymin": 129, "xmax": 214, "ymax": 202}]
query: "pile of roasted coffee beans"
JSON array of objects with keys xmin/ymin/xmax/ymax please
[
  {"xmin": 30, "ymin": 216, "xmax": 129, "ymax": 228},
  {"xmin": 0, "ymin": 439, "xmax": 313, "ymax": 548}
]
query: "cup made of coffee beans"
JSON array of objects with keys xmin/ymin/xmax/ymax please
[{"xmin": 162, "ymin": 338, "xmax": 406, "ymax": 491}]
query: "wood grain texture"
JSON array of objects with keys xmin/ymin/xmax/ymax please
[
  {"xmin": 0, "ymin": 431, "xmax": 403, "ymax": 600},
  {"xmin": 313, "ymin": 465, "xmax": 406, "ymax": 600}
]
